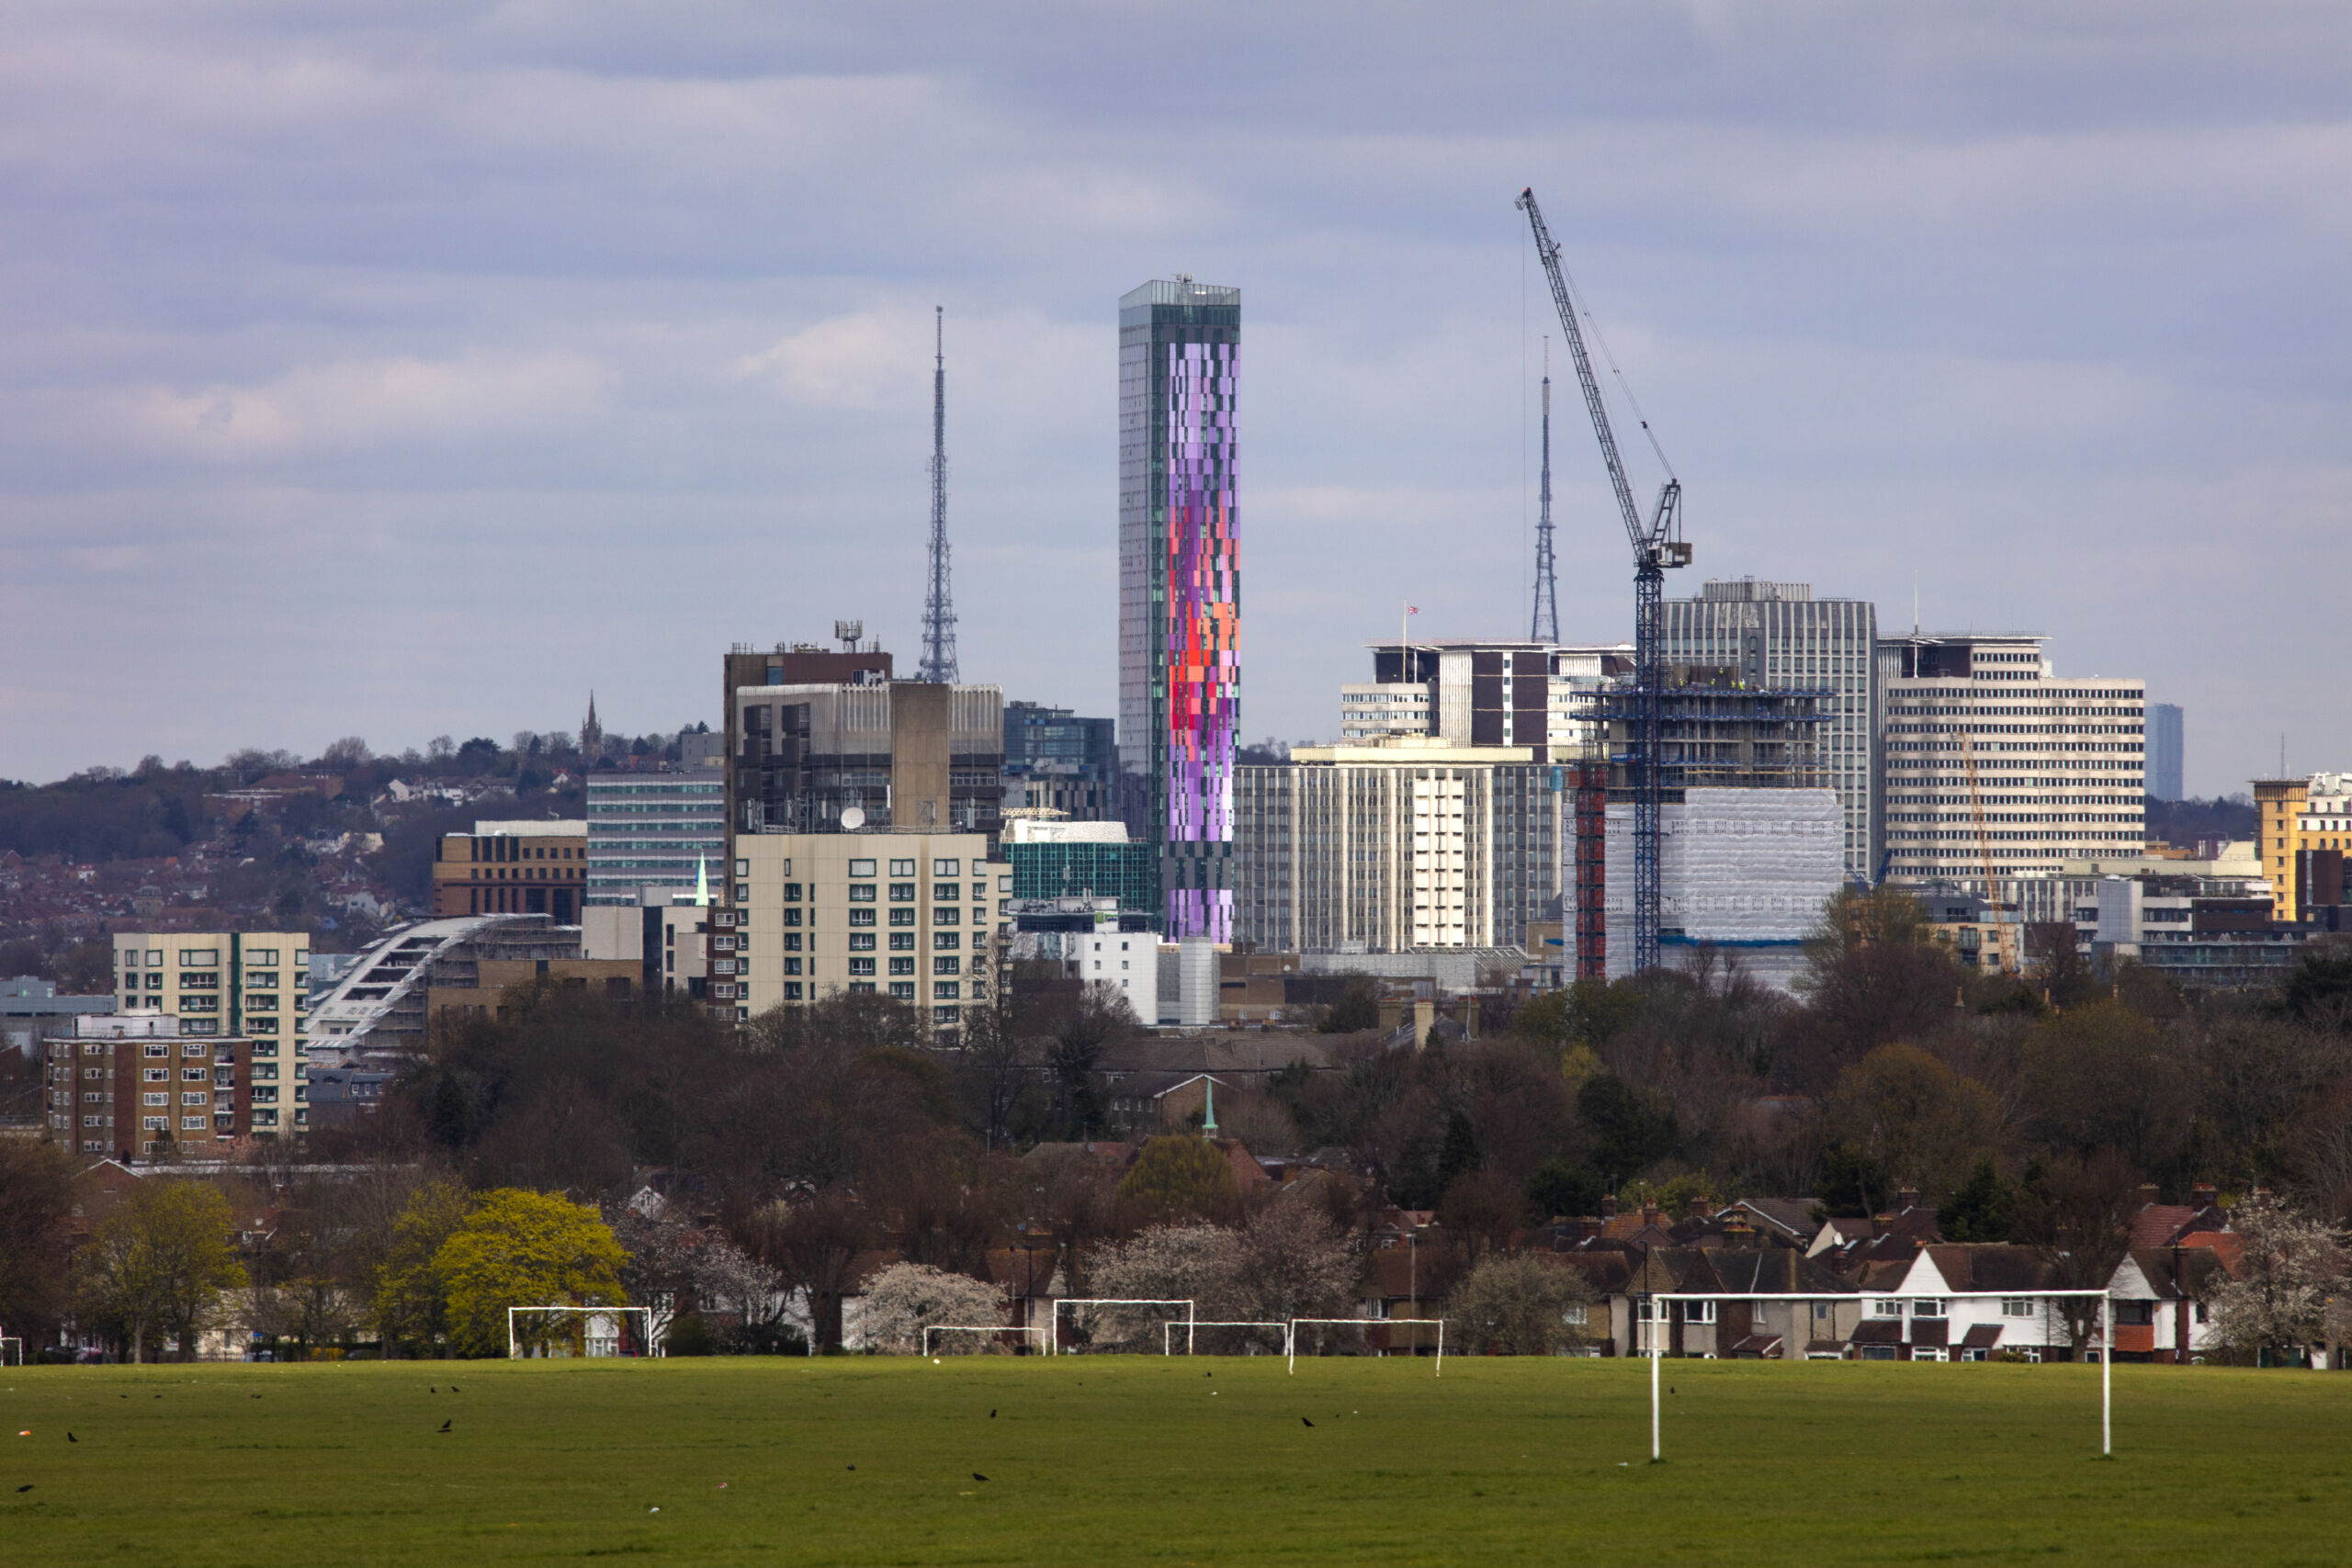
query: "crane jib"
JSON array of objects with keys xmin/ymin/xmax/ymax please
[
  {"xmin": 1519, "ymin": 184, "xmax": 1685, "ymax": 975},
  {"xmin": 1519, "ymin": 196, "xmax": 1645, "ymax": 556}
]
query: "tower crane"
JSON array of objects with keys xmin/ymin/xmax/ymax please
[{"xmin": 1517, "ymin": 186, "xmax": 1690, "ymax": 974}]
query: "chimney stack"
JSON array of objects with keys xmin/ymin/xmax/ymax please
[
  {"xmin": 2138, "ymin": 1183, "xmax": 2160, "ymax": 1208},
  {"xmin": 1896, "ymin": 1187, "xmax": 1919, "ymax": 1210},
  {"xmin": 2191, "ymin": 1182, "xmax": 2217, "ymax": 1210},
  {"xmin": 1600, "ymin": 1193, "xmax": 1617, "ymax": 1221}
]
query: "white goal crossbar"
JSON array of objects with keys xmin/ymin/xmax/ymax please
[
  {"xmin": 1162, "ymin": 1320, "xmax": 1293, "ymax": 1357},
  {"xmin": 923, "ymin": 1325, "xmax": 1049, "ymax": 1357},
  {"xmin": 1645, "ymin": 1291, "xmax": 2114, "ymax": 1462},
  {"xmin": 507, "ymin": 1305, "xmax": 656, "ymax": 1359},
  {"xmin": 1287, "ymin": 1317, "xmax": 1444, "ymax": 1376},
  {"xmin": 1049, "ymin": 1298, "xmax": 1195, "ymax": 1355}
]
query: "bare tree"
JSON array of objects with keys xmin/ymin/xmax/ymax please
[
  {"xmin": 2013, "ymin": 1151, "xmax": 2140, "ymax": 1358},
  {"xmin": 1021, "ymin": 1146, "xmax": 1124, "ymax": 1299},
  {"xmin": 743, "ymin": 1193, "xmax": 871, "ymax": 1351},
  {"xmin": 1232, "ymin": 1200, "xmax": 1358, "ymax": 1322}
]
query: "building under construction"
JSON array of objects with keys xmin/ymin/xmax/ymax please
[
  {"xmin": 1595, "ymin": 665, "xmax": 1830, "ymax": 797},
  {"xmin": 1592, "ymin": 668, "xmax": 1842, "ymax": 987}
]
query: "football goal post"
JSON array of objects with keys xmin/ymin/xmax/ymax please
[
  {"xmin": 1287, "ymin": 1317, "xmax": 1445, "ymax": 1376},
  {"xmin": 1645, "ymin": 1291, "xmax": 2114, "ymax": 1462},
  {"xmin": 1050, "ymin": 1298, "xmax": 1195, "ymax": 1355},
  {"xmin": 507, "ymin": 1305, "xmax": 657, "ymax": 1359},
  {"xmin": 0, "ymin": 1336, "xmax": 22, "ymax": 1367},
  {"xmin": 922, "ymin": 1325, "xmax": 1050, "ymax": 1357},
  {"xmin": 1161, "ymin": 1320, "xmax": 1293, "ymax": 1358}
]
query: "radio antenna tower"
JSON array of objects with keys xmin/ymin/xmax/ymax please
[
  {"xmin": 919, "ymin": 304, "xmax": 960, "ymax": 683},
  {"xmin": 1531, "ymin": 338, "xmax": 1559, "ymax": 642}
]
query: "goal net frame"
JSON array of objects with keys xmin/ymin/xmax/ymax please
[
  {"xmin": 1287, "ymin": 1316, "xmax": 1445, "ymax": 1376},
  {"xmin": 506, "ymin": 1304, "xmax": 657, "ymax": 1359},
  {"xmin": 1645, "ymin": 1291, "xmax": 2115, "ymax": 1461},
  {"xmin": 1161, "ymin": 1320, "xmax": 1293, "ymax": 1357},
  {"xmin": 1049, "ymin": 1298, "xmax": 1195, "ymax": 1356},
  {"xmin": 0, "ymin": 1336, "xmax": 22, "ymax": 1367},
  {"xmin": 922, "ymin": 1324, "xmax": 1050, "ymax": 1357}
]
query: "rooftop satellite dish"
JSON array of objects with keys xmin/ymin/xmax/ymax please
[{"xmin": 840, "ymin": 807, "xmax": 866, "ymax": 831}]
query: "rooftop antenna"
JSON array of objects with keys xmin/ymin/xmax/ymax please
[
  {"xmin": 1912, "ymin": 571, "xmax": 1919, "ymax": 637},
  {"xmin": 1531, "ymin": 337, "xmax": 1559, "ymax": 642},
  {"xmin": 919, "ymin": 305, "xmax": 960, "ymax": 683}
]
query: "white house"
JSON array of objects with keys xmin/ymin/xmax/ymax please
[
  {"xmin": 2107, "ymin": 1247, "xmax": 2232, "ymax": 1364},
  {"xmin": 1869, "ymin": 1246, "xmax": 2081, "ymax": 1362}
]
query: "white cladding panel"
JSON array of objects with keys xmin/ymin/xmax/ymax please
[{"xmin": 1605, "ymin": 788, "xmax": 1845, "ymax": 979}]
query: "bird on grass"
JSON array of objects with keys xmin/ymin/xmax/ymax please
[
  {"xmin": 1300, "ymin": 1417, "xmax": 1315, "ymax": 1428},
  {"xmin": 450, "ymin": 1386, "xmax": 459, "ymax": 1393},
  {"xmin": 988, "ymin": 1409, "xmax": 996, "ymax": 1418},
  {"xmin": 971, "ymin": 1472, "xmax": 989, "ymax": 1483},
  {"xmin": 437, "ymin": 1420, "xmax": 451, "ymax": 1434},
  {"xmin": 15, "ymin": 1483, "xmax": 32, "ymax": 1493},
  {"xmin": 846, "ymin": 1465, "xmax": 854, "ymax": 1472},
  {"xmin": 66, "ymin": 1434, "xmax": 76, "ymax": 1443}
]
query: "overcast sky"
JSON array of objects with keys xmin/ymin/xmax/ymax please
[{"xmin": 2, "ymin": 2, "xmax": 2344, "ymax": 795}]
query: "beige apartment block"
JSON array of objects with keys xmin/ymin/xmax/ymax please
[
  {"xmin": 1235, "ymin": 736, "xmax": 1589, "ymax": 953},
  {"xmin": 112, "ymin": 931, "xmax": 305, "ymax": 1136},
  {"xmin": 726, "ymin": 833, "xmax": 1010, "ymax": 1034},
  {"xmin": 1879, "ymin": 634, "xmax": 2144, "ymax": 886}
]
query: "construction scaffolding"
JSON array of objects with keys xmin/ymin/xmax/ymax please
[{"xmin": 1595, "ymin": 668, "xmax": 1830, "ymax": 800}]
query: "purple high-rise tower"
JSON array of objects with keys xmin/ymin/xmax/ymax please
[{"xmin": 1118, "ymin": 276, "xmax": 1238, "ymax": 942}]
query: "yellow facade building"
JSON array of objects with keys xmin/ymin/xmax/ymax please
[{"xmin": 2255, "ymin": 777, "xmax": 2311, "ymax": 919}]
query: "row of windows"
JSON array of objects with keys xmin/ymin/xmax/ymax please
[
  {"xmin": 121, "ymin": 947, "xmax": 305, "ymax": 968},
  {"xmin": 846, "ymin": 957, "xmax": 965, "ymax": 977}
]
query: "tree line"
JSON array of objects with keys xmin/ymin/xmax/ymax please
[{"xmin": 6, "ymin": 886, "xmax": 2352, "ymax": 1361}]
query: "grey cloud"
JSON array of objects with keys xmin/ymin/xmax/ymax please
[{"xmin": 0, "ymin": 2, "xmax": 2345, "ymax": 791}]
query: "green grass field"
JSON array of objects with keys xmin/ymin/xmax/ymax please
[{"xmin": 4, "ymin": 1354, "xmax": 2347, "ymax": 1566}]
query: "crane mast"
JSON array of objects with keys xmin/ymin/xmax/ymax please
[
  {"xmin": 1517, "ymin": 186, "xmax": 1689, "ymax": 974},
  {"xmin": 1532, "ymin": 345, "xmax": 1559, "ymax": 643}
]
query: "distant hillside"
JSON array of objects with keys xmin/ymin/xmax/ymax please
[
  {"xmin": 0, "ymin": 725, "xmax": 696, "ymax": 961},
  {"xmin": 2144, "ymin": 793, "xmax": 2257, "ymax": 847}
]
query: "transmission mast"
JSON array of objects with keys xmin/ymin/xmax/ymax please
[
  {"xmin": 1531, "ymin": 340, "xmax": 1559, "ymax": 643},
  {"xmin": 1517, "ymin": 186, "xmax": 1690, "ymax": 974},
  {"xmin": 919, "ymin": 305, "xmax": 960, "ymax": 683}
]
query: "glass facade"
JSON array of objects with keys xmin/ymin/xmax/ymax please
[
  {"xmin": 2146, "ymin": 702, "xmax": 2183, "ymax": 803},
  {"xmin": 585, "ymin": 774, "xmax": 727, "ymax": 906},
  {"xmin": 1007, "ymin": 840, "xmax": 1160, "ymax": 915},
  {"xmin": 1119, "ymin": 276, "xmax": 1239, "ymax": 941}
]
